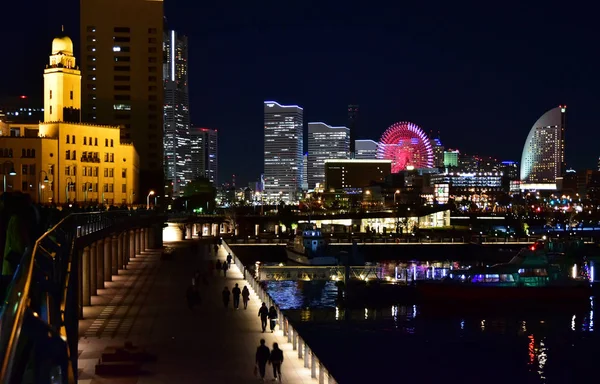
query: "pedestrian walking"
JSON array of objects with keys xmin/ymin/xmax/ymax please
[
  {"xmin": 215, "ymin": 259, "xmax": 222, "ymax": 274},
  {"xmin": 255, "ymin": 339, "xmax": 270, "ymax": 382},
  {"xmin": 258, "ymin": 302, "xmax": 269, "ymax": 332},
  {"xmin": 213, "ymin": 244, "xmax": 219, "ymax": 256},
  {"xmin": 269, "ymin": 342, "xmax": 284, "ymax": 382},
  {"xmin": 242, "ymin": 286, "xmax": 250, "ymax": 309},
  {"xmin": 268, "ymin": 305, "xmax": 278, "ymax": 333},
  {"xmin": 222, "ymin": 261, "xmax": 229, "ymax": 277},
  {"xmin": 232, "ymin": 283, "xmax": 241, "ymax": 309},
  {"xmin": 226, "ymin": 253, "xmax": 233, "ymax": 266},
  {"xmin": 222, "ymin": 286, "xmax": 230, "ymax": 308}
]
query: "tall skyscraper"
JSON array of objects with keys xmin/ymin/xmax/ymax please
[
  {"xmin": 430, "ymin": 137, "xmax": 444, "ymax": 168},
  {"xmin": 520, "ymin": 106, "xmax": 566, "ymax": 189},
  {"xmin": 190, "ymin": 127, "xmax": 218, "ymax": 184},
  {"xmin": 163, "ymin": 29, "xmax": 190, "ymax": 196},
  {"xmin": 80, "ymin": 0, "xmax": 164, "ymax": 197},
  {"xmin": 302, "ymin": 153, "xmax": 308, "ymax": 190},
  {"xmin": 355, "ymin": 139, "xmax": 378, "ymax": 159},
  {"xmin": 263, "ymin": 101, "xmax": 303, "ymax": 203},
  {"xmin": 307, "ymin": 122, "xmax": 350, "ymax": 189},
  {"xmin": 348, "ymin": 105, "xmax": 359, "ymax": 157}
]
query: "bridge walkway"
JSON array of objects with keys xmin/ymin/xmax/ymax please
[{"xmin": 77, "ymin": 239, "xmax": 317, "ymax": 383}]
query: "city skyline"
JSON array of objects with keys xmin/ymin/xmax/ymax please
[{"xmin": 2, "ymin": 1, "xmax": 600, "ymax": 185}]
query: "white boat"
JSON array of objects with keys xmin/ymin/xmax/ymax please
[{"xmin": 286, "ymin": 228, "xmax": 338, "ymax": 265}]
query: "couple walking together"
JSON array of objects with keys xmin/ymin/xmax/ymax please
[{"xmin": 256, "ymin": 339, "xmax": 284, "ymax": 382}]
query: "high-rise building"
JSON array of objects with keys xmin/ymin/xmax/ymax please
[
  {"xmin": 307, "ymin": 122, "xmax": 350, "ymax": 189},
  {"xmin": 430, "ymin": 137, "xmax": 444, "ymax": 168},
  {"xmin": 443, "ymin": 150, "xmax": 459, "ymax": 168},
  {"xmin": 80, "ymin": 0, "xmax": 164, "ymax": 195},
  {"xmin": 520, "ymin": 106, "xmax": 566, "ymax": 190},
  {"xmin": 263, "ymin": 101, "xmax": 303, "ymax": 203},
  {"xmin": 355, "ymin": 139, "xmax": 378, "ymax": 159},
  {"xmin": 302, "ymin": 153, "xmax": 308, "ymax": 190},
  {"xmin": 163, "ymin": 29, "xmax": 190, "ymax": 196},
  {"xmin": 190, "ymin": 127, "xmax": 218, "ymax": 184},
  {"xmin": 348, "ymin": 105, "xmax": 359, "ymax": 157}
]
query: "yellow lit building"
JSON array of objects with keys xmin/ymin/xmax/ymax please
[{"xmin": 0, "ymin": 33, "xmax": 139, "ymax": 205}]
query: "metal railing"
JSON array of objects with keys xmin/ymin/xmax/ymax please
[
  {"xmin": 223, "ymin": 241, "xmax": 337, "ymax": 384},
  {"xmin": 0, "ymin": 210, "xmax": 160, "ymax": 383}
]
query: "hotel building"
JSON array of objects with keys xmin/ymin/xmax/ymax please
[{"xmin": 307, "ymin": 122, "xmax": 350, "ymax": 189}]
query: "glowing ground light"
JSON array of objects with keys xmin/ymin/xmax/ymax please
[{"xmin": 377, "ymin": 121, "xmax": 434, "ymax": 172}]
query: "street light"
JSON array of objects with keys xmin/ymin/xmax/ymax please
[
  {"xmin": 2, "ymin": 161, "xmax": 16, "ymax": 193},
  {"xmin": 38, "ymin": 170, "xmax": 49, "ymax": 204},
  {"xmin": 65, "ymin": 177, "xmax": 73, "ymax": 203},
  {"xmin": 147, "ymin": 190, "xmax": 155, "ymax": 209},
  {"xmin": 394, "ymin": 190, "xmax": 401, "ymax": 204}
]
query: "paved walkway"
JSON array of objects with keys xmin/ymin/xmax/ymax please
[{"xmin": 78, "ymin": 239, "xmax": 318, "ymax": 383}]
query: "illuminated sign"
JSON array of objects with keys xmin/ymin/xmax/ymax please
[{"xmin": 434, "ymin": 183, "xmax": 449, "ymax": 204}]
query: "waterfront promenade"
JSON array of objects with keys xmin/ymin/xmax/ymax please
[{"xmin": 78, "ymin": 239, "xmax": 318, "ymax": 383}]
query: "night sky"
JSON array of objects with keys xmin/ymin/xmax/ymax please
[{"xmin": 2, "ymin": 1, "xmax": 599, "ymax": 185}]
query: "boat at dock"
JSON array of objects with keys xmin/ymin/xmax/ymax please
[
  {"xmin": 286, "ymin": 228, "xmax": 339, "ymax": 266},
  {"xmin": 417, "ymin": 247, "xmax": 592, "ymax": 304}
]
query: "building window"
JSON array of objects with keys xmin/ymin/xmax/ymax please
[
  {"xmin": 113, "ymin": 36, "xmax": 130, "ymax": 43},
  {"xmin": 148, "ymin": 95, "xmax": 157, "ymax": 101},
  {"xmin": 114, "ymin": 95, "xmax": 130, "ymax": 101},
  {"xmin": 87, "ymin": 55, "xmax": 96, "ymax": 62},
  {"xmin": 22, "ymin": 182, "xmax": 27, "ymax": 191},
  {"xmin": 49, "ymin": 90, "xmax": 52, "ymax": 99},
  {"xmin": 148, "ymin": 66, "xmax": 157, "ymax": 73},
  {"xmin": 72, "ymin": 135, "xmax": 75, "ymax": 144},
  {"xmin": 105, "ymin": 139, "xmax": 108, "ymax": 147},
  {"xmin": 95, "ymin": 138, "xmax": 98, "ymax": 146},
  {"xmin": 31, "ymin": 149, "xmax": 35, "ymax": 157},
  {"xmin": 66, "ymin": 135, "xmax": 70, "ymax": 144},
  {"xmin": 114, "ymin": 66, "xmax": 130, "ymax": 72},
  {"xmin": 110, "ymin": 153, "xmax": 114, "ymax": 162},
  {"xmin": 89, "ymin": 137, "xmax": 92, "ymax": 145},
  {"xmin": 148, "ymin": 57, "xmax": 157, "ymax": 63},
  {"xmin": 122, "ymin": 184, "xmax": 127, "ymax": 193},
  {"xmin": 122, "ymin": 169, "xmax": 127, "ymax": 178},
  {"xmin": 110, "ymin": 139, "xmax": 114, "ymax": 147},
  {"xmin": 72, "ymin": 150, "xmax": 76, "ymax": 159},
  {"xmin": 65, "ymin": 150, "xmax": 70, "ymax": 160},
  {"xmin": 70, "ymin": 91, "xmax": 73, "ymax": 100},
  {"xmin": 113, "ymin": 104, "xmax": 131, "ymax": 111},
  {"xmin": 114, "ymin": 85, "xmax": 130, "ymax": 91},
  {"xmin": 148, "ymin": 38, "xmax": 157, "ymax": 44},
  {"xmin": 48, "ymin": 165, "xmax": 53, "ymax": 175},
  {"xmin": 114, "ymin": 27, "xmax": 130, "ymax": 33},
  {"xmin": 148, "ymin": 86, "xmax": 157, "ymax": 92},
  {"xmin": 148, "ymin": 76, "xmax": 157, "ymax": 82},
  {"xmin": 86, "ymin": 26, "xmax": 96, "ymax": 33},
  {"xmin": 22, "ymin": 165, "xmax": 27, "ymax": 175},
  {"xmin": 93, "ymin": 167, "xmax": 99, "ymax": 177},
  {"xmin": 148, "ymin": 47, "xmax": 157, "ymax": 53},
  {"xmin": 104, "ymin": 153, "xmax": 109, "ymax": 162},
  {"xmin": 114, "ymin": 56, "xmax": 131, "ymax": 62},
  {"xmin": 65, "ymin": 166, "xmax": 70, "ymax": 176},
  {"xmin": 50, "ymin": 106, "xmax": 52, "ymax": 115},
  {"xmin": 109, "ymin": 168, "xmax": 114, "ymax": 177},
  {"xmin": 148, "ymin": 28, "xmax": 157, "ymax": 34},
  {"xmin": 84, "ymin": 137, "xmax": 87, "ymax": 145},
  {"xmin": 114, "ymin": 75, "xmax": 130, "ymax": 81}
]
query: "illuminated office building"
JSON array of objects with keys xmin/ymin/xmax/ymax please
[
  {"xmin": 263, "ymin": 101, "xmax": 303, "ymax": 202},
  {"xmin": 520, "ymin": 106, "xmax": 566, "ymax": 190},
  {"xmin": 163, "ymin": 29, "xmax": 190, "ymax": 195},
  {"xmin": 355, "ymin": 139, "xmax": 378, "ymax": 159},
  {"xmin": 307, "ymin": 122, "xmax": 350, "ymax": 189},
  {"xmin": 80, "ymin": 0, "xmax": 164, "ymax": 195},
  {"xmin": 0, "ymin": 34, "xmax": 139, "ymax": 204},
  {"xmin": 190, "ymin": 127, "xmax": 218, "ymax": 185}
]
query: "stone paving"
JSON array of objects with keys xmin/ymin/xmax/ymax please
[{"xmin": 78, "ymin": 240, "xmax": 319, "ymax": 384}]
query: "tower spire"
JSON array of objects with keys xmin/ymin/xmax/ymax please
[{"xmin": 61, "ymin": 25, "xmax": 64, "ymax": 33}]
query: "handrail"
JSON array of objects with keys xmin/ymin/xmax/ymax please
[
  {"xmin": 0, "ymin": 209, "xmax": 161, "ymax": 383},
  {"xmin": 223, "ymin": 241, "xmax": 337, "ymax": 384}
]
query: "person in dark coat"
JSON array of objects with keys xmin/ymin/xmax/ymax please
[
  {"xmin": 226, "ymin": 253, "xmax": 233, "ymax": 266},
  {"xmin": 269, "ymin": 342, "xmax": 284, "ymax": 382},
  {"xmin": 268, "ymin": 306, "xmax": 278, "ymax": 333},
  {"xmin": 222, "ymin": 260, "xmax": 229, "ymax": 277},
  {"xmin": 232, "ymin": 283, "xmax": 241, "ymax": 309},
  {"xmin": 222, "ymin": 286, "xmax": 230, "ymax": 308},
  {"xmin": 258, "ymin": 302, "xmax": 269, "ymax": 332},
  {"xmin": 255, "ymin": 339, "xmax": 270, "ymax": 381},
  {"xmin": 242, "ymin": 286, "xmax": 250, "ymax": 309}
]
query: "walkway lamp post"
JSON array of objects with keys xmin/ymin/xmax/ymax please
[
  {"xmin": 2, "ymin": 161, "xmax": 16, "ymax": 192},
  {"xmin": 38, "ymin": 170, "xmax": 49, "ymax": 204},
  {"xmin": 394, "ymin": 190, "xmax": 400, "ymax": 205},
  {"xmin": 147, "ymin": 190, "xmax": 155, "ymax": 209},
  {"xmin": 65, "ymin": 177, "xmax": 73, "ymax": 203}
]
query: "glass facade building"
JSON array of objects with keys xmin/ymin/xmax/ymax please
[
  {"xmin": 307, "ymin": 122, "xmax": 350, "ymax": 189},
  {"xmin": 520, "ymin": 106, "xmax": 566, "ymax": 189},
  {"xmin": 163, "ymin": 30, "xmax": 190, "ymax": 195},
  {"xmin": 190, "ymin": 127, "xmax": 218, "ymax": 185},
  {"xmin": 264, "ymin": 101, "xmax": 303, "ymax": 203}
]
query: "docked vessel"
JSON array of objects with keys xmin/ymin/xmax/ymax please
[
  {"xmin": 417, "ymin": 247, "xmax": 591, "ymax": 304},
  {"xmin": 286, "ymin": 228, "xmax": 339, "ymax": 265}
]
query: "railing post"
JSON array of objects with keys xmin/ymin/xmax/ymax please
[
  {"xmin": 90, "ymin": 241, "xmax": 97, "ymax": 295},
  {"xmin": 287, "ymin": 323, "xmax": 292, "ymax": 343},
  {"xmin": 319, "ymin": 362, "xmax": 325, "ymax": 384},
  {"xmin": 292, "ymin": 330, "xmax": 297, "ymax": 350},
  {"xmin": 298, "ymin": 337, "xmax": 303, "ymax": 359},
  {"xmin": 96, "ymin": 239, "xmax": 104, "ymax": 289},
  {"xmin": 311, "ymin": 352, "xmax": 316, "ymax": 378},
  {"xmin": 129, "ymin": 229, "xmax": 135, "ymax": 261},
  {"xmin": 304, "ymin": 344, "xmax": 309, "ymax": 368}
]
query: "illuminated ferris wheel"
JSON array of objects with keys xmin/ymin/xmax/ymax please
[{"xmin": 377, "ymin": 121, "xmax": 434, "ymax": 173}]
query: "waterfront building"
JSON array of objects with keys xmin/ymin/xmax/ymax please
[
  {"xmin": 430, "ymin": 137, "xmax": 444, "ymax": 168},
  {"xmin": 501, "ymin": 161, "xmax": 519, "ymax": 180},
  {"xmin": 520, "ymin": 106, "xmax": 566, "ymax": 190},
  {"xmin": 307, "ymin": 122, "xmax": 350, "ymax": 189},
  {"xmin": 80, "ymin": 0, "xmax": 164, "ymax": 195},
  {"xmin": 429, "ymin": 172, "xmax": 504, "ymax": 195},
  {"xmin": 0, "ymin": 34, "xmax": 139, "ymax": 204},
  {"xmin": 355, "ymin": 139, "xmax": 378, "ymax": 159},
  {"xmin": 443, "ymin": 150, "xmax": 459, "ymax": 168},
  {"xmin": 263, "ymin": 101, "xmax": 303, "ymax": 203},
  {"xmin": 324, "ymin": 159, "xmax": 391, "ymax": 192},
  {"xmin": 190, "ymin": 127, "xmax": 218, "ymax": 185},
  {"xmin": 163, "ymin": 29, "xmax": 191, "ymax": 196}
]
